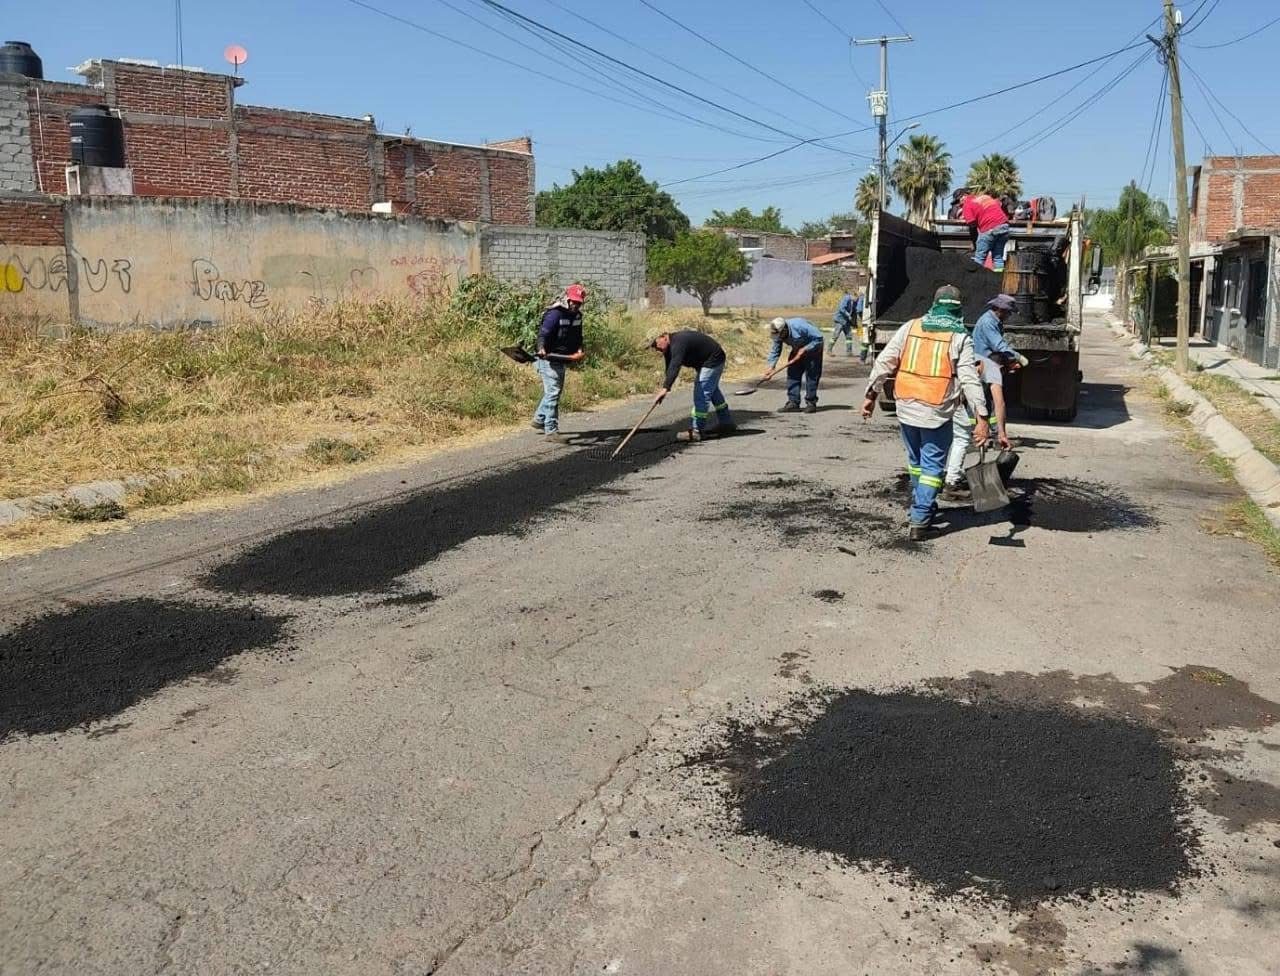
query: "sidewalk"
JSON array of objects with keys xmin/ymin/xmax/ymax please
[{"xmin": 1153, "ymin": 335, "xmax": 1280, "ymax": 420}]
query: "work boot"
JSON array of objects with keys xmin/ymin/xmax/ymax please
[
  {"xmin": 940, "ymin": 482, "xmax": 971, "ymax": 503},
  {"xmin": 676, "ymin": 429, "xmax": 702, "ymax": 443},
  {"xmin": 543, "ymin": 432, "xmax": 569, "ymax": 445},
  {"xmin": 778, "ymin": 401, "xmax": 800, "ymax": 413},
  {"xmin": 802, "ymin": 402, "xmax": 818, "ymax": 414},
  {"xmin": 907, "ymin": 523, "xmax": 931, "ymax": 542},
  {"xmin": 531, "ymin": 417, "xmax": 545, "ymax": 431}
]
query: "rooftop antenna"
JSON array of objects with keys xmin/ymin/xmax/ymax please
[{"xmin": 223, "ymin": 44, "xmax": 248, "ymax": 75}]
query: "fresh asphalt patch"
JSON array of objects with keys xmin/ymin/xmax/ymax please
[
  {"xmin": 205, "ymin": 426, "xmax": 697, "ymax": 599},
  {"xmin": 0, "ymin": 598, "xmax": 288, "ymax": 740},
  {"xmin": 686, "ymin": 687, "xmax": 1197, "ymax": 906}
]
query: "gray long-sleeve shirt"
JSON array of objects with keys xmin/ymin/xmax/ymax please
[{"xmin": 864, "ymin": 320, "xmax": 987, "ymax": 429}]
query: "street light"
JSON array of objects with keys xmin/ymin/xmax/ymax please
[{"xmin": 878, "ymin": 122, "xmax": 920, "ymax": 211}]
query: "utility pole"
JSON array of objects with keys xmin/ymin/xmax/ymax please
[
  {"xmin": 1163, "ymin": 0, "xmax": 1192, "ymax": 372},
  {"xmin": 853, "ymin": 34, "xmax": 912, "ymax": 212}
]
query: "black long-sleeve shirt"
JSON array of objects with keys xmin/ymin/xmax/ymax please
[{"xmin": 662, "ymin": 330, "xmax": 726, "ymax": 390}]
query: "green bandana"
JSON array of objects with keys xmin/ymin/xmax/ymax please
[{"xmin": 920, "ymin": 298, "xmax": 966, "ymax": 333}]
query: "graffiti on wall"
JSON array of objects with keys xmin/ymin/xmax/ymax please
[
  {"xmin": 190, "ymin": 258, "xmax": 270, "ymax": 310},
  {"xmin": 398, "ymin": 254, "xmax": 468, "ymax": 301},
  {"xmin": 0, "ymin": 248, "xmax": 133, "ymax": 295}
]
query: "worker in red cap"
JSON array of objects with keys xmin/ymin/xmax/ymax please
[{"xmin": 532, "ymin": 283, "xmax": 587, "ymax": 443}]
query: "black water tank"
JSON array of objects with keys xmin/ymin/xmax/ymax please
[
  {"xmin": 69, "ymin": 105, "xmax": 126, "ymax": 168},
  {"xmin": 0, "ymin": 41, "xmax": 43, "ymax": 79}
]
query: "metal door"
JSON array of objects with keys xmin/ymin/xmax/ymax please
[{"xmin": 1245, "ymin": 257, "xmax": 1267, "ymax": 363}]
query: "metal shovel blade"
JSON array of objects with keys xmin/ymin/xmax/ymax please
[
  {"xmin": 500, "ymin": 346, "xmax": 535, "ymax": 364},
  {"xmin": 965, "ymin": 448, "xmax": 1010, "ymax": 513}
]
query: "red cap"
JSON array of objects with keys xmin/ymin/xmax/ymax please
[{"xmin": 565, "ymin": 284, "xmax": 586, "ymax": 303}]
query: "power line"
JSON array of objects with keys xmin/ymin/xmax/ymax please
[
  {"xmin": 470, "ymin": 0, "xmax": 791, "ymax": 143},
  {"xmin": 894, "ymin": 37, "xmax": 1151, "ymax": 124},
  {"xmin": 1142, "ymin": 71, "xmax": 1169, "ymax": 194},
  {"xmin": 1181, "ymin": 0, "xmax": 1222, "ymax": 35},
  {"xmin": 533, "ymin": 0, "xmax": 807, "ymax": 129},
  {"xmin": 957, "ymin": 13, "xmax": 1163, "ymax": 157},
  {"xmin": 634, "ymin": 0, "xmax": 862, "ymax": 126},
  {"xmin": 343, "ymin": 0, "xmax": 793, "ymax": 144},
  {"xmin": 1181, "ymin": 54, "xmax": 1277, "ymax": 154},
  {"xmin": 1189, "ymin": 12, "xmax": 1280, "ymax": 49},
  {"xmin": 873, "ymin": 0, "xmax": 911, "ymax": 38},
  {"xmin": 1002, "ymin": 47, "xmax": 1154, "ymax": 159},
  {"xmin": 1183, "ymin": 61, "xmax": 1235, "ymax": 154},
  {"xmin": 476, "ymin": 0, "xmax": 869, "ymax": 154}
]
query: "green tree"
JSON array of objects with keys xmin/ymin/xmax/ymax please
[
  {"xmin": 796, "ymin": 211, "xmax": 858, "ymax": 239},
  {"xmin": 966, "ymin": 153, "xmax": 1022, "ymax": 200},
  {"xmin": 1086, "ymin": 182, "xmax": 1172, "ymax": 315},
  {"xmin": 891, "ymin": 134, "xmax": 953, "ymax": 227},
  {"xmin": 535, "ymin": 159, "xmax": 689, "ymax": 243},
  {"xmin": 649, "ymin": 230, "xmax": 752, "ymax": 315},
  {"xmin": 704, "ymin": 206, "xmax": 790, "ymax": 233},
  {"xmin": 855, "ymin": 173, "xmax": 888, "ymax": 221}
]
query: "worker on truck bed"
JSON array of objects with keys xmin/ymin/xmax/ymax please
[
  {"xmin": 764, "ymin": 317, "xmax": 824, "ymax": 413},
  {"xmin": 861, "ymin": 285, "xmax": 989, "ymax": 541},
  {"xmin": 954, "ymin": 188, "xmax": 1012, "ymax": 271},
  {"xmin": 532, "ymin": 283, "xmax": 587, "ymax": 444},
  {"xmin": 651, "ymin": 330, "xmax": 735, "ymax": 443}
]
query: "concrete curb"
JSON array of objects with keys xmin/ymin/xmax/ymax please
[
  {"xmin": 1105, "ymin": 315, "xmax": 1280, "ymax": 530},
  {"xmin": 0, "ymin": 471, "xmax": 182, "ymax": 528}
]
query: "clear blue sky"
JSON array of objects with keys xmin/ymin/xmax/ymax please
[{"xmin": 9, "ymin": 0, "xmax": 1277, "ymax": 227}]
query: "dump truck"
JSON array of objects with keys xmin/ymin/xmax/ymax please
[{"xmin": 865, "ymin": 206, "xmax": 1102, "ymax": 422}]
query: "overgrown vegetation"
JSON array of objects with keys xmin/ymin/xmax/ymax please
[
  {"xmin": 1202, "ymin": 500, "xmax": 1280, "ymax": 569},
  {"xmin": 0, "ymin": 282, "xmax": 769, "ymax": 548},
  {"xmin": 1189, "ymin": 373, "xmax": 1280, "ymax": 465},
  {"xmin": 53, "ymin": 498, "xmax": 126, "ymax": 522}
]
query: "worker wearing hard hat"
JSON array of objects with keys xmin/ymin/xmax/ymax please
[
  {"xmin": 532, "ymin": 283, "xmax": 587, "ymax": 444},
  {"xmin": 861, "ymin": 285, "xmax": 989, "ymax": 541},
  {"xmin": 764, "ymin": 317, "xmax": 825, "ymax": 413}
]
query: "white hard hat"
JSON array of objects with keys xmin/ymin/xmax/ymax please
[{"xmin": 769, "ymin": 317, "xmax": 787, "ymax": 334}]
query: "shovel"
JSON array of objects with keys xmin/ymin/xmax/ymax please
[
  {"xmin": 965, "ymin": 444, "xmax": 1010, "ymax": 514},
  {"xmin": 734, "ymin": 372, "xmax": 775, "ymax": 396},
  {"xmin": 500, "ymin": 347, "xmax": 578, "ymax": 364}
]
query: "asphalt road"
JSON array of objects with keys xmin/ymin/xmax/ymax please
[{"xmin": 3, "ymin": 315, "xmax": 1278, "ymax": 975}]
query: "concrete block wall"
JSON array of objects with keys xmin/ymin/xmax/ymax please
[
  {"xmin": 662, "ymin": 256, "xmax": 812, "ymax": 310},
  {"xmin": 0, "ymin": 84, "xmax": 35, "ymax": 192},
  {"xmin": 481, "ymin": 226, "xmax": 646, "ymax": 304}
]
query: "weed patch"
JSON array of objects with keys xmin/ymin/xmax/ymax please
[{"xmin": 54, "ymin": 499, "xmax": 126, "ymax": 523}]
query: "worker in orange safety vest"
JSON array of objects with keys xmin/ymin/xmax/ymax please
[{"xmin": 861, "ymin": 284, "xmax": 989, "ymax": 541}]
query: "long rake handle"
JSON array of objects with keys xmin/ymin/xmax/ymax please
[{"xmin": 610, "ymin": 400, "xmax": 661, "ymax": 460}]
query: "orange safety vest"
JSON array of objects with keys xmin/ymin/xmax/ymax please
[{"xmin": 894, "ymin": 318, "xmax": 954, "ymax": 406}]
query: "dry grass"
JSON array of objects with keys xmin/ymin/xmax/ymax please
[
  {"xmin": 1201, "ymin": 500, "xmax": 1280, "ymax": 569},
  {"xmin": 1189, "ymin": 373, "xmax": 1280, "ymax": 465},
  {"xmin": 0, "ymin": 296, "xmax": 771, "ymax": 551}
]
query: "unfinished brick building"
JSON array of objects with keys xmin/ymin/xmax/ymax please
[{"xmin": 0, "ymin": 56, "xmax": 534, "ymax": 223}]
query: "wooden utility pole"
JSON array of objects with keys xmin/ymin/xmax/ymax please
[{"xmin": 1164, "ymin": 0, "xmax": 1192, "ymax": 372}]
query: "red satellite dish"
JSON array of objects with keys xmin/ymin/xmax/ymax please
[{"xmin": 223, "ymin": 45, "xmax": 248, "ymax": 73}]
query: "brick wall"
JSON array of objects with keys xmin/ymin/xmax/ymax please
[
  {"xmin": 1193, "ymin": 156, "xmax": 1280, "ymax": 243},
  {"xmin": 1, "ymin": 58, "xmax": 533, "ymax": 223},
  {"xmin": 715, "ymin": 227, "xmax": 808, "ymax": 261},
  {"xmin": 0, "ymin": 86, "xmax": 35, "ymax": 192},
  {"xmin": 0, "ymin": 194, "xmax": 64, "ymax": 245},
  {"xmin": 807, "ymin": 239, "xmax": 831, "ymax": 260},
  {"xmin": 481, "ymin": 226, "xmax": 646, "ymax": 304}
]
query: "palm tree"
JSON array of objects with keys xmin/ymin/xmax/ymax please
[
  {"xmin": 1086, "ymin": 182, "xmax": 1172, "ymax": 316},
  {"xmin": 966, "ymin": 153, "xmax": 1022, "ymax": 200},
  {"xmin": 855, "ymin": 172, "xmax": 887, "ymax": 221},
  {"xmin": 891, "ymin": 134, "xmax": 953, "ymax": 227}
]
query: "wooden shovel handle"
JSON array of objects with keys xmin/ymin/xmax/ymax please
[{"xmin": 610, "ymin": 400, "xmax": 662, "ymax": 460}]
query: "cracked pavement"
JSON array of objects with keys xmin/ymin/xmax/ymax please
[{"xmin": 2, "ymin": 316, "xmax": 1279, "ymax": 974}]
